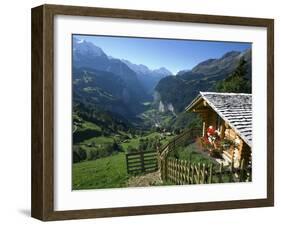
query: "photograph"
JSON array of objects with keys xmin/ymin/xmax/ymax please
[
  {"xmin": 71, "ymin": 35, "xmax": 252, "ymax": 190},
  {"xmin": 29, "ymin": 3, "xmax": 274, "ymax": 221}
]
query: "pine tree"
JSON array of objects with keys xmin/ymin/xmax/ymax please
[{"xmin": 216, "ymin": 57, "xmax": 251, "ymax": 93}]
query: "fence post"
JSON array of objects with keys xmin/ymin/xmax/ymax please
[
  {"xmin": 219, "ymin": 163, "xmax": 223, "ymax": 183},
  {"xmin": 187, "ymin": 161, "xmax": 191, "ymax": 184},
  {"xmin": 163, "ymin": 153, "xmax": 168, "ymax": 181},
  {"xmin": 197, "ymin": 163, "xmax": 201, "ymax": 184},
  {"xmin": 229, "ymin": 160, "xmax": 234, "ymax": 182},
  {"xmin": 126, "ymin": 154, "xmax": 129, "ymax": 174},
  {"xmin": 157, "ymin": 151, "xmax": 161, "ymax": 176},
  {"xmin": 202, "ymin": 163, "xmax": 206, "ymax": 184},
  {"xmin": 172, "ymin": 159, "xmax": 175, "ymax": 182},
  {"xmin": 191, "ymin": 164, "xmax": 194, "ymax": 184},
  {"xmin": 183, "ymin": 160, "xmax": 187, "ymax": 184},
  {"xmin": 248, "ymin": 168, "xmax": 252, "ymax": 182},
  {"xmin": 209, "ymin": 163, "xmax": 213, "ymax": 184},
  {"xmin": 180, "ymin": 160, "xmax": 184, "ymax": 184},
  {"xmin": 239, "ymin": 159, "xmax": 245, "ymax": 182},
  {"xmin": 179, "ymin": 160, "xmax": 182, "ymax": 185},
  {"xmin": 176, "ymin": 159, "xmax": 179, "ymax": 184},
  {"xmin": 140, "ymin": 152, "xmax": 145, "ymax": 173},
  {"xmin": 159, "ymin": 153, "xmax": 164, "ymax": 180}
]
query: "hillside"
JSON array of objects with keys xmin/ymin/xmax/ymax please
[
  {"xmin": 71, "ymin": 36, "xmax": 252, "ymax": 190},
  {"xmin": 72, "ymin": 37, "xmax": 252, "ymax": 165},
  {"xmin": 155, "ymin": 49, "xmax": 251, "ymax": 113},
  {"xmin": 73, "ymin": 37, "xmax": 172, "ymax": 99},
  {"xmin": 122, "ymin": 59, "xmax": 172, "ymax": 94}
]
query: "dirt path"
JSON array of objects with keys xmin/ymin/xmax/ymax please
[{"xmin": 127, "ymin": 171, "xmax": 162, "ymax": 187}]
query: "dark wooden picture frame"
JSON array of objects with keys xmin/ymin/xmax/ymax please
[{"xmin": 31, "ymin": 4, "xmax": 274, "ymax": 221}]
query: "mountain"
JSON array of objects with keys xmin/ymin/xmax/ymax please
[
  {"xmin": 72, "ymin": 38, "xmax": 173, "ymax": 126},
  {"xmin": 176, "ymin": 69, "xmax": 190, "ymax": 76},
  {"xmin": 72, "ymin": 37, "xmax": 252, "ymax": 131},
  {"xmin": 73, "ymin": 38, "xmax": 173, "ymax": 98},
  {"xmin": 73, "ymin": 67, "xmax": 146, "ymax": 121},
  {"xmin": 121, "ymin": 59, "xmax": 172, "ymax": 94},
  {"xmin": 73, "ymin": 38, "xmax": 106, "ymax": 57},
  {"xmin": 155, "ymin": 49, "xmax": 252, "ymax": 113},
  {"xmin": 73, "ymin": 38, "xmax": 148, "ymax": 103},
  {"xmin": 73, "ymin": 38, "xmax": 109, "ymax": 71},
  {"xmin": 121, "ymin": 59, "xmax": 151, "ymax": 74},
  {"xmin": 152, "ymin": 67, "xmax": 172, "ymax": 76},
  {"xmin": 121, "ymin": 59, "xmax": 172, "ymax": 77}
]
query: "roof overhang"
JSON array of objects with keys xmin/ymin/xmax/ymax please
[
  {"xmin": 185, "ymin": 93, "xmax": 204, "ymax": 112},
  {"xmin": 185, "ymin": 92, "xmax": 252, "ymax": 148}
]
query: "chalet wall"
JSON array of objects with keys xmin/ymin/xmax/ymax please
[
  {"xmin": 199, "ymin": 107, "xmax": 217, "ymax": 137},
  {"xmin": 225, "ymin": 127, "xmax": 237, "ymax": 140},
  {"xmin": 199, "ymin": 106, "xmax": 251, "ymax": 168}
]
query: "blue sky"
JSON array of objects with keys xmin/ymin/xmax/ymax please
[{"xmin": 74, "ymin": 34, "xmax": 251, "ymax": 74}]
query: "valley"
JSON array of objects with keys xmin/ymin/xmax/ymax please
[{"xmin": 72, "ymin": 36, "xmax": 251, "ymax": 189}]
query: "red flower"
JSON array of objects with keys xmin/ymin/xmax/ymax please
[{"xmin": 207, "ymin": 126, "xmax": 216, "ymax": 136}]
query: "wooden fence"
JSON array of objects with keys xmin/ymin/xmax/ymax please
[
  {"xmin": 166, "ymin": 157, "xmax": 251, "ymax": 184},
  {"xmin": 125, "ymin": 127, "xmax": 251, "ymax": 183},
  {"xmin": 157, "ymin": 127, "xmax": 251, "ymax": 184},
  {"xmin": 158, "ymin": 128, "xmax": 202, "ymax": 155},
  {"xmin": 158, "ymin": 127, "xmax": 201, "ymax": 181},
  {"xmin": 126, "ymin": 151, "xmax": 158, "ymax": 175}
]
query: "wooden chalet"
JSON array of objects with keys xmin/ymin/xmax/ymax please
[{"xmin": 185, "ymin": 92, "xmax": 252, "ymax": 168}]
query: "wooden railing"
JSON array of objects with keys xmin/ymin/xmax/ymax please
[
  {"xmin": 159, "ymin": 128, "xmax": 201, "ymax": 158},
  {"xmin": 125, "ymin": 128, "xmax": 200, "ymax": 176},
  {"xmin": 157, "ymin": 128, "xmax": 201, "ymax": 181},
  {"xmin": 166, "ymin": 158, "xmax": 251, "ymax": 184},
  {"xmin": 157, "ymin": 127, "xmax": 251, "ymax": 183},
  {"xmin": 126, "ymin": 151, "xmax": 158, "ymax": 175}
]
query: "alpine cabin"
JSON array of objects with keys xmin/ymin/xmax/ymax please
[{"xmin": 185, "ymin": 92, "xmax": 252, "ymax": 168}]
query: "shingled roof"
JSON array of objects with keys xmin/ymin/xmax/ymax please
[{"xmin": 186, "ymin": 92, "xmax": 252, "ymax": 147}]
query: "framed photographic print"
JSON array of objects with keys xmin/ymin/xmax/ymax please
[{"xmin": 31, "ymin": 4, "xmax": 274, "ymax": 221}]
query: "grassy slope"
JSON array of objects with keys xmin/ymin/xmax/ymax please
[
  {"xmin": 73, "ymin": 153, "xmax": 128, "ymax": 190},
  {"xmin": 77, "ymin": 121, "xmax": 101, "ymax": 132},
  {"xmin": 81, "ymin": 136, "xmax": 114, "ymax": 145},
  {"xmin": 120, "ymin": 132, "xmax": 159, "ymax": 150},
  {"xmin": 172, "ymin": 143, "xmax": 215, "ymax": 165},
  {"xmin": 120, "ymin": 132, "xmax": 175, "ymax": 150},
  {"xmin": 74, "ymin": 113, "xmax": 101, "ymax": 131},
  {"xmin": 72, "ymin": 105, "xmax": 182, "ymax": 190}
]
